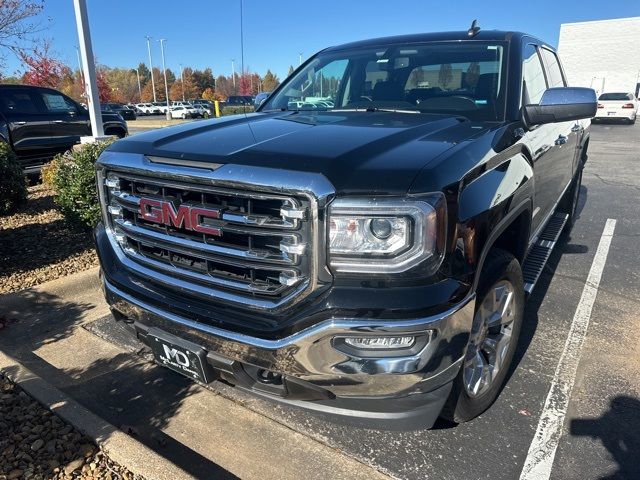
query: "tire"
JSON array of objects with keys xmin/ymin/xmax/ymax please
[
  {"xmin": 560, "ymin": 166, "xmax": 583, "ymax": 233},
  {"xmin": 440, "ymin": 249, "xmax": 524, "ymax": 423}
]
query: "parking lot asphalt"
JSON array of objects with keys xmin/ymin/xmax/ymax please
[{"xmin": 2, "ymin": 121, "xmax": 638, "ymax": 480}]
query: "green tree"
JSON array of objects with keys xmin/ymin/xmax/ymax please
[
  {"xmin": 137, "ymin": 62, "xmax": 151, "ymax": 85},
  {"xmin": 288, "ymin": 65, "xmax": 295, "ymax": 77},
  {"xmin": 438, "ymin": 63, "xmax": 453, "ymax": 89},
  {"xmin": 262, "ymin": 70, "xmax": 279, "ymax": 92},
  {"xmin": 464, "ymin": 62, "xmax": 480, "ymax": 89},
  {"xmin": 192, "ymin": 68, "xmax": 215, "ymax": 92}
]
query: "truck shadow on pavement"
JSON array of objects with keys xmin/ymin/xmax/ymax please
[
  {"xmin": 569, "ymin": 395, "xmax": 640, "ymax": 480},
  {"xmin": 0, "ymin": 289, "xmax": 237, "ymax": 479}
]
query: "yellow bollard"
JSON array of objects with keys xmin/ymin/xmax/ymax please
[{"xmin": 214, "ymin": 100, "xmax": 221, "ymax": 118}]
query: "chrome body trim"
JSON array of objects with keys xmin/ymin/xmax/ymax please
[
  {"xmin": 104, "ymin": 277, "xmax": 475, "ymax": 397},
  {"xmin": 96, "ymin": 151, "xmax": 335, "ymax": 312}
]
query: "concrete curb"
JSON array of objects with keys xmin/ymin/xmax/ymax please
[{"xmin": 0, "ymin": 350, "xmax": 196, "ymax": 480}]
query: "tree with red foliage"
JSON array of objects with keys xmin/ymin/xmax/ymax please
[
  {"xmin": 20, "ymin": 42, "xmax": 71, "ymax": 89},
  {"xmin": 238, "ymin": 73, "xmax": 252, "ymax": 96},
  {"xmin": 96, "ymin": 68, "xmax": 111, "ymax": 103}
]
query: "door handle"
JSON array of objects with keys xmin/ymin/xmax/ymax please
[
  {"xmin": 53, "ymin": 120, "xmax": 64, "ymax": 123},
  {"xmin": 14, "ymin": 121, "xmax": 26, "ymax": 125},
  {"xmin": 571, "ymin": 124, "xmax": 582, "ymax": 133},
  {"xmin": 555, "ymin": 135, "xmax": 568, "ymax": 146}
]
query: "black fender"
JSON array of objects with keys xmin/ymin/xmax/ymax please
[{"xmin": 457, "ymin": 152, "xmax": 534, "ymax": 292}]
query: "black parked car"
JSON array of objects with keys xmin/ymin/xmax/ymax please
[
  {"xmin": 224, "ymin": 95, "xmax": 254, "ymax": 106},
  {"xmin": 0, "ymin": 85, "xmax": 128, "ymax": 173},
  {"xmin": 95, "ymin": 28, "xmax": 596, "ymax": 429},
  {"xmin": 103, "ymin": 102, "xmax": 137, "ymax": 120}
]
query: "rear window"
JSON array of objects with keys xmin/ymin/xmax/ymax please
[
  {"xmin": 598, "ymin": 93, "xmax": 632, "ymax": 101},
  {"xmin": 0, "ymin": 90, "xmax": 44, "ymax": 114}
]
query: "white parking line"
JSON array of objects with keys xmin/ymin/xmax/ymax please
[{"xmin": 519, "ymin": 218, "xmax": 617, "ymax": 480}]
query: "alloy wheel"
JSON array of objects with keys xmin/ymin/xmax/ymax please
[{"xmin": 463, "ymin": 280, "xmax": 516, "ymax": 398}]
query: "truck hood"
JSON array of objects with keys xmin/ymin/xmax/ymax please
[{"xmin": 110, "ymin": 111, "xmax": 489, "ymax": 194}]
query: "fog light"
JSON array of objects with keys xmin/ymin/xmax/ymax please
[{"xmin": 344, "ymin": 336, "xmax": 415, "ymax": 350}]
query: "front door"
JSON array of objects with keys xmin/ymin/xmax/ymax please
[{"xmin": 38, "ymin": 88, "xmax": 90, "ymax": 148}]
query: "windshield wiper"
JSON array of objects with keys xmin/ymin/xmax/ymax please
[{"xmin": 334, "ymin": 107, "xmax": 420, "ymax": 114}]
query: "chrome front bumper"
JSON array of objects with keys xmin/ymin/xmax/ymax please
[{"xmin": 104, "ymin": 277, "xmax": 475, "ymax": 399}]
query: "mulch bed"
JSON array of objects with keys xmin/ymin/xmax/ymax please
[
  {"xmin": 0, "ymin": 184, "xmax": 99, "ymax": 295},
  {"xmin": 0, "ymin": 373, "xmax": 141, "ymax": 480}
]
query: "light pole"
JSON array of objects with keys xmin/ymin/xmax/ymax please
[
  {"xmin": 145, "ymin": 36, "xmax": 157, "ymax": 103},
  {"xmin": 72, "ymin": 0, "xmax": 104, "ymax": 140},
  {"xmin": 135, "ymin": 68, "xmax": 142, "ymax": 102},
  {"xmin": 180, "ymin": 63, "xmax": 185, "ymax": 101},
  {"xmin": 299, "ymin": 52, "xmax": 303, "ymax": 65},
  {"xmin": 231, "ymin": 59, "xmax": 236, "ymax": 92},
  {"xmin": 158, "ymin": 39, "xmax": 171, "ymax": 119},
  {"xmin": 74, "ymin": 45, "xmax": 85, "ymax": 94}
]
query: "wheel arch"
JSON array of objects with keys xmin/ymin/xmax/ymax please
[{"xmin": 471, "ymin": 199, "xmax": 532, "ymax": 292}]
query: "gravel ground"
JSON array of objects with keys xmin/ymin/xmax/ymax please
[
  {"xmin": 0, "ymin": 184, "xmax": 98, "ymax": 295},
  {"xmin": 0, "ymin": 373, "xmax": 142, "ymax": 480}
]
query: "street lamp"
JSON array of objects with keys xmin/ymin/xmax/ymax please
[
  {"xmin": 299, "ymin": 52, "xmax": 303, "ymax": 65},
  {"xmin": 145, "ymin": 35, "xmax": 157, "ymax": 103},
  {"xmin": 231, "ymin": 59, "xmax": 236, "ymax": 91},
  {"xmin": 158, "ymin": 39, "xmax": 171, "ymax": 120},
  {"xmin": 72, "ymin": 0, "xmax": 104, "ymax": 140},
  {"xmin": 180, "ymin": 63, "xmax": 185, "ymax": 102},
  {"xmin": 135, "ymin": 68, "xmax": 142, "ymax": 102}
]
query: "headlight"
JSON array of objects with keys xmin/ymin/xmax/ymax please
[{"xmin": 328, "ymin": 195, "xmax": 445, "ymax": 274}]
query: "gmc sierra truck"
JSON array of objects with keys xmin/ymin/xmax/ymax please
[
  {"xmin": 0, "ymin": 85, "xmax": 128, "ymax": 174},
  {"xmin": 94, "ymin": 28, "xmax": 596, "ymax": 429}
]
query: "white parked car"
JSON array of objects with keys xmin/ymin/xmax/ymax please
[
  {"xmin": 169, "ymin": 105, "xmax": 196, "ymax": 119},
  {"xmin": 594, "ymin": 92, "xmax": 638, "ymax": 124},
  {"xmin": 192, "ymin": 104, "xmax": 211, "ymax": 117},
  {"xmin": 153, "ymin": 102, "xmax": 171, "ymax": 114},
  {"xmin": 136, "ymin": 103, "xmax": 160, "ymax": 115}
]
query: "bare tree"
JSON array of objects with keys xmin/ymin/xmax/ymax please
[{"xmin": 0, "ymin": 1, "xmax": 46, "ymax": 70}]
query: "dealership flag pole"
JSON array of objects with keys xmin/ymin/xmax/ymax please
[{"xmin": 73, "ymin": 0, "xmax": 105, "ymax": 141}]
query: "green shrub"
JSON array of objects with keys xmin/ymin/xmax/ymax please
[
  {"xmin": 0, "ymin": 142, "xmax": 27, "ymax": 215},
  {"xmin": 220, "ymin": 105, "xmax": 255, "ymax": 116},
  {"xmin": 52, "ymin": 140, "xmax": 114, "ymax": 229},
  {"xmin": 40, "ymin": 156, "xmax": 63, "ymax": 188}
]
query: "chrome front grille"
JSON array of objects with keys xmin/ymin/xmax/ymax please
[{"xmin": 103, "ymin": 171, "xmax": 314, "ymax": 303}]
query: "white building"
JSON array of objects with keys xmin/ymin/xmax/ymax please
[{"xmin": 558, "ymin": 17, "xmax": 640, "ymax": 97}]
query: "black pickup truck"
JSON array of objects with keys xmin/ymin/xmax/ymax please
[
  {"xmin": 0, "ymin": 84, "xmax": 128, "ymax": 173},
  {"xmin": 95, "ymin": 28, "xmax": 596, "ymax": 429}
]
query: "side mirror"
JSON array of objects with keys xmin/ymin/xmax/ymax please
[{"xmin": 523, "ymin": 87, "xmax": 597, "ymax": 128}]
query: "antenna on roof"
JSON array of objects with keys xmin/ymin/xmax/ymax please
[{"xmin": 468, "ymin": 19, "xmax": 480, "ymax": 37}]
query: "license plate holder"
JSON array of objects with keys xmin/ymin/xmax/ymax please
[{"xmin": 147, "ymin": 328, "xmax": 211, "ymax": 383}]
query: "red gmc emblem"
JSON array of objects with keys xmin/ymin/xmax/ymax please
[{"xmin": 139, "ymin": 198, "xmax": 222, "ymax": 236}]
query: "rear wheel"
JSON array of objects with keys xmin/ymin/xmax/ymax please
[{"xmin": 440, "ymin": 249, "xmax": 524, "ymax": 423}]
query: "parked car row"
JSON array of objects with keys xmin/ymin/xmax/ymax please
[{"xmin": 129, "ymin": 100, "xmax": 214, "ymax": 117}]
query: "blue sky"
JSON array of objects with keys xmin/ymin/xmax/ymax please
[{"xmin": 6, "ymin": 0, "xmax": 640, "ymax": 80}]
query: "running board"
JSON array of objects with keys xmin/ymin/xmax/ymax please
[{"xmin": 522, "ymin": 212, "xmax": 569, "ymax": 296}]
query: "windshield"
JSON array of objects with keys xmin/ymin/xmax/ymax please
[
  {"xmin": 599, "ymin": 93, "xmax": 631, "ymax": 101},
  {"xmin": 262, "ymin": 41, "xmax": 507, "ymax": 121}
]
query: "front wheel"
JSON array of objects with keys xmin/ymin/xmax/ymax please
[{"xmin": 440, "ymin": 249, "xmax": 524, "ymax": 423}]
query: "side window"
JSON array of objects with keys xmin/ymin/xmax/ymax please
[
  {"xmin": 539, "ymin": 48, "xmax": 566, "ymax": 88},
  {"xmin": 0, "ymin": 90, "xmax": 44, "ymax": 114},
  {"xmin": 41, "ymin": 92, "xmax": 78, "ymax": 114},
  {"xmin": 522, "ymin": 44, "xmax": 547, "ymax": 105}
]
